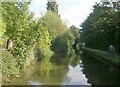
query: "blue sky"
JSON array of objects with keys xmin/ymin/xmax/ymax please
[{"xmin": 29, "ymin": 0, "xmax": 100, "ymax": 28}]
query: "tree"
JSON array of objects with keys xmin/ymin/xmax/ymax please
[
  {"xmin": 35, "ymin": 20, "xmax": 53, "ymax": 57},
  {"xmin": 2, "ymin": 2, "xmax": 36, "ymax": 69},
  {"xmin": 41, "ymin": 11, "xmax": 67, "ymax": 41},
  {"xmin": 69, "ymin": 25, "xmax": 80, "ymax": 50},
  {"xmin": 80, "ymin": 1, "xmax": 120, "ymax": 53},
  {"xmin": 0, "ymin": 19, "xmax": 6, "ymax": 45},
  {"xmin": 47, "ymin": 0, "xmax": 58, "ymax": 15},
  {"xmin": 52, "ymin": 30, "xmax": 76, "ymax": 57}
]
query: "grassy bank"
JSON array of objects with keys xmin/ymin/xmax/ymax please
[
  {"xmin": 1, "ymin": 49, "xmax": 19, "ymax": 83},
  {"xmin": 1, "ymin": 47, "xmax": 36, "ymax": 84},
  {"xmin": 81, "ymin": 47, "xmax": 120, "ymax": 69}
]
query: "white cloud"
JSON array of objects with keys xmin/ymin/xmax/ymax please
[
  {"xmin": 29, "ymin": 0, "xmax": 47, "ymax": 14},
  {"xmin": 31, "ymin": 0, "xmax": 44, "ymax": 6}
]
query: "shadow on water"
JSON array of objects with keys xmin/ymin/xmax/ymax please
[{"xmin": 81, "ymin": 52, "xmax": 120, "ymax": 86}]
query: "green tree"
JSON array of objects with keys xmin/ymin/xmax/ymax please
[
  {"xmin": 2, "ymin": 2, "xmax": 38, "ymax": 69},
  {"xmin": 47, "ymin": 0, "xmax": 58, "ymax": 15},
  {"xmin": 52, "ymin": 30, "xmax": 75, "ymax": 57},
  {"xmin": 35, "ymin": 20, "xmax": 53, "ymax": 58},
  {"xmin": 69, "ymin": 25, "xmax": 80, "ymax": 50},
  {"xmin": 0, "ymin": 19, "xmax": 6, "ymax": 45},
  {"xmin": 41, "ymin": 11, "xmax": 67, "ymax": 41},
  {"xmin": 80, "ymin": 1, "xmax": 120, "ymax": 53}
]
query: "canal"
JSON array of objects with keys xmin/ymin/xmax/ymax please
[{"xmin": 4, "ymin": 52, "xmax": 120, "ymax": 86}]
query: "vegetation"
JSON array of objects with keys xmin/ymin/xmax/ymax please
[
  {"xmin": 52, "ymin": 25, "xmax": 80, "ymax": 57},
  {"xmin": 0, "ymin": 20, "xmax": 6, "ymax": 45},
  {"xmin": 1, "ymin": 49, "xmax": 19, "ymax": 82},
  {"xmin": 2, "ymin": 2, "xmax": 35, "ymax": 69},
  {"xmin": 41, "ymin": 11, "xmax": 67, "ymax": 41},
  {"xmin": 1, "ymin": 1, "xmax": 79, "ymax": 83},
  {"xmin": 80, "ymin": 1, "xmax": 120, "ymax": 53},
  {"xmin": 1, "ymin": 0, "xmax": 119, "ymax": 85},
  {"xmin": 47, "ymin": 0, "xmax": 58, "ymax": 15},
  {"xmin": 1, "ymin": 2, "xmax": 53, "ymax": 82}
]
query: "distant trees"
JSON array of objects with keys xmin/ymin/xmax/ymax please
[
  {"xmin": 1, "ymin": 0, "xmax": 81, "ymax": 83},
  {"xmin": 69, "ymin": 25, "xmax": 80, "ymax": 49},
  {"xmin": 80, "ymin": 1, "xmax": 120, "ymax": 53},
  {"xmin": 52, "ymin": 30, "xmax": 75, "ymax": 56},
  {"xmin": 52, "ymin": 25, "xmax": 80, "ymax": 57},
  {"xmin": 41, "ymin": 11, "xmax": 67, "ymax": 41},
  {"xmin": 42, "ymin": 0, "xmax": 81, "ymax": 57},
  {"xmin": 41, "ymin": 11, "xmax": 78, "ymax": 57}
]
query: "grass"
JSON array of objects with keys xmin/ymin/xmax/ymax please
[{"xmin": 82, "ymin": 47, "xmax": 120, "ymax": 66}]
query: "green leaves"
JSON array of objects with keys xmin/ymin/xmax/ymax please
[
  {"xmin": 80, "ymin": 2, "xmax": 120, "ymax": 52},
  {"xmin": 41, "ymin": 11, "xmax": 67, "ymax": 40},
  {"xmin": 0, "ymin": 20, "xmax": 6, "ymax": 45},
  {"xmin": 38, "ymin": 24, "xmax": 52, "ymax": 56},
  {"xmin": 47, "ymin": 0, "xmax": 58, "ymax": 15},
  {"xmin": 1, "ymin": 50, "xmax": 19, "ymax": 80},
  {"xmin": 2, "ymin": 2, "xmax": 35, "ymax": 69}
]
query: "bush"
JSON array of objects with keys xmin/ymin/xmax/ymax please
[{"xmin": 1, "ymin": 49, "xmax": 19, "ymax": 82}]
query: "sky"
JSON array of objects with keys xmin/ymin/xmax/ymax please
[{"xmin": 29, "ymin": 0, "xmax": 100, "ymax": 28}]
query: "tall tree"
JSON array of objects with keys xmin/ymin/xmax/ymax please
[
  {"xmin": 80, "ymin": 1, "xmax": 120, "ymax": 52},
  {"xmin": 47, "ymin": 0, "xmax": 58, "ymax": 15},
  {"xmin": 69, "ymin": 25, "xmax": 80, "ymax": 43},
  {"xmin": 41, "ymin": 11, "xmax": 67, "ymax": 41}
]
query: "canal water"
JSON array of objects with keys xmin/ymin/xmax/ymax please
[{"xmin": 5, "ymin": 53, "xmax": 120, "ymax": 86}]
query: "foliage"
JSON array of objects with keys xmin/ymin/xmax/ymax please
[
  {"xmin": 2, "ymin": 2, "xmax": 34, "ymax": 69},
  {"xmin": 69, "ymin": 25, "xmax": 80, "ymax": 51},
  {"xmin": 1, "ymin": 1, "xmax": 82, "ymax": 84},
  {"xmin": 69, "ymin": 25, "xmax": 80, "ymax": 41},
  {"xmin": 38, "ymin": 60, "xmax": 53, "ymax": 79},
  {"xmin": 47, "ymin": 0, "xmax": 58, "ymax": 15},
  {"xmin": 36, "ymin": 21, "xmax": 53, "ymax": 57},
  {"xmin": 1, "ymin": 49, "xmax": 19, "ymax": 81},
  {"xmin": 2, "ymin": 2, "xmax": 53, "ymax": 70},
  {"xmin": 66, "ymin": 31, "xmax": 76, "ymax": 56},
  {"xmin": 51, "ymin": 25, "xmax": 80, "ymax": 58},
  {"xmin": 80, "ymin": 2, "xmax": 120, "ymax": 53},
  {"xmin": 1, "ymin": 2, "xmax": 54, "ymax": 84},
  {"xmin": 52, "ymin": 30, "xmax": 76, "ymax": 57},
  {"xmin": 0, "ymin": 20, "xmax": 6, "ymax": 45},
  {"xmin": 41, "ymin": 11, "xmax": 67, "ymax": 40}
]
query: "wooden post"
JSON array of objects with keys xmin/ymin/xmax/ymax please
[{"xmin": 6, "ymin": 39, "xmax": 13, "ymax": 50}]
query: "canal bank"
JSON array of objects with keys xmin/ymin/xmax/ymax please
[{"xmin": 81, "ymin": 47, "xmax": 120, "ymax": 70}]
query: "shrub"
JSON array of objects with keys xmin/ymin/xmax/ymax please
[{"xmin": 1, "ymin": 49, "xmax": 19, "ymax": 82}]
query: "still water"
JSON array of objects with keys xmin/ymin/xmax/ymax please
[{"xmin": 6, "ymin": 53, "xmax": 120, "ymax": 86}]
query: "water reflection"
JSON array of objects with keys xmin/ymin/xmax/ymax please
[
  {"xmin": 28, "ymin": 53, "xmax": 90, "ymax": 85},
  {"xmin": 5, "ymin": 52, "xmax": 120, "ymax": 86},
  {"xmin": 62, "ymin": 65, "xmax": 90, "ymax": 85},
  {"xmin": 7, "ymin": 52, "xmax": 90, "ymax": 86},
  {"xmin": 81, "ymin": 53, "xmax": 120, "ymax": 86}
]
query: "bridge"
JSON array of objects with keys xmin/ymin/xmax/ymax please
[{"xmin": 81, "ymin": 47, "xmax": 120, "ymax": 69}]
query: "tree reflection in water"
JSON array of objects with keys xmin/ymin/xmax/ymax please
[
  {"xmin": 81, "ymin": 53, "xmax": 120, "ymax": 86},
  {"xmin": 7, "ymin": 49, "xmax": 82, "ymax": 85},
  {"xmin": 5, "ymin": 49, "xmax": 120, "ymax": 86}
]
